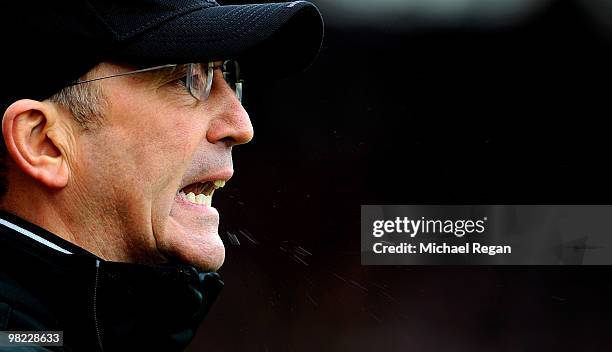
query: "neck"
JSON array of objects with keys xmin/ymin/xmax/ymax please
[{"xmin": 1, "ymin": 171, "xmax": 146, "ymax": 263}]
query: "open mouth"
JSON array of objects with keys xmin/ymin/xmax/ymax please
[{"xmin": 178, "ymin": 180, "xmax": 226, "ymax": 207}]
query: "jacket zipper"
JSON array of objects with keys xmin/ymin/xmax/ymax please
[{"xmin": 93, "ymin": 259, "xmax": 104, "ymax": 352}]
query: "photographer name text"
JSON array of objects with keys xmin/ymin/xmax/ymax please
[{"xmin": 373, "ymin": 242, "xmax": 511, "ymax": 256}]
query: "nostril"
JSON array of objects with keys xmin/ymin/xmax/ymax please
[{"xmin": 219, "ymin": 136, "xmax": 235, "ymax": 146}]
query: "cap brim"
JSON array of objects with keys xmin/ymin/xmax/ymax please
[{"xmin": 113, "ymin": 1, "xmax": 324, "ymax": 79}]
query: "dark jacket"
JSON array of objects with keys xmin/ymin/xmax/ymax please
[{"xmin": 0, "ymin": 211, "xmax": 223, "ymax": 352}]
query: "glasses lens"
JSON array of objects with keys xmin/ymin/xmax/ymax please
[
  {"xmin": 223, "ymin": 60, "xmax": 243, "ymax": 103},
  {"xmin": 186, "ymin": 61, "xmax": 243, "ymax": 103},
  {"xmin": 186, "ymin": 63, "xmax": 213, "ymax": 101}
]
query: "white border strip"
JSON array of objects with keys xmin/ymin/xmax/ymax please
[{"xmin": 0, "ymin": 218, "xmax": 73, "ymax": 255}]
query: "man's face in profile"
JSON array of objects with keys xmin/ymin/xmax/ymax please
[
  {"xmin": 0, "ymin": 1, "xmax": 321, "ymax": 277},
  {"xmin": 72, "ymin": 62, "xmax": 253, "ymax": 271}
]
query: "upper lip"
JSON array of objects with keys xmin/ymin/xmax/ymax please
[{"xmin": 179, "ymin": 169, "xmax": 233, "ymax": 191}]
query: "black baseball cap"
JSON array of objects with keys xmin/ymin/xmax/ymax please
[{"xmin": 0, "ymin": 0, "xmax": 324, "ymax": 105}]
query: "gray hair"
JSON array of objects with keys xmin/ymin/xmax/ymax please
[{"xmin": 48, "ymin": 75, "xmax": 107, "ymax": 130}]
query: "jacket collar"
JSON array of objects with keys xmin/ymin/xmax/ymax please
[
  {"xmin": 0, "ymin": 210, "xmax": 95, "ymax": 257},
  {"xmin": 0, "ymin": 211, "xmax": 223, "ymax": 351}
]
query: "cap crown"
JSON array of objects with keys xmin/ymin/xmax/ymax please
[{"xmin": 0, "ymin": 0, "xmax": 219, "ymax": 103}]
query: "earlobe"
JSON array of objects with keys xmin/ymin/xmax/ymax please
[{"xmin": 2, "ymin": 99, "xmax": 70, "ymax": 189}]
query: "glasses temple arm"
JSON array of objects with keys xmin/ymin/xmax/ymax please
[{"xmin": 66, "ymin": 64, "xmax": 178, "ymax": 86}]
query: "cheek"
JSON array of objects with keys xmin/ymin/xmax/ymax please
[
  {"xmin": 142, "ymin": 116, "xmax": 208, "ymax": 206},
  {"xmin": 147, "ymin": 121, "xmax": 201, "ymax": 190},
  {"xmin": 166, "ymin": 119, "xmax": 199, "ymax": 157},
  {"xmin": 124, "ymin": 115, "xmax": 194, "ymax": 176},
  {"xmin": 104, "ymin": 84, "xmax": 209, "ymax": 191},
  {"xmin": 137, "ymin": 103, "xmax": 203, "ymax": 153}
]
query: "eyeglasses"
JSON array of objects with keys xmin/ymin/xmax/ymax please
[{"xmin": 66, "ymin": 60, "xmax": 243, "ymax": 104}]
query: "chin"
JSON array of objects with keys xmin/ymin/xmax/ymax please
[
  {"xmin": 186, "ymin": 237, "xmax": 226, "ymax": 272},
  {"xmin": 158, "ymin": 231, "xmax": 226, "ymax": 272},
  {"xmin": 156, "ymin": 214, "xmax": 227, "ymax": 272}
]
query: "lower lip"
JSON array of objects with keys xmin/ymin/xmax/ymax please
[{"xmin": 175, "ymin": 193, "xmax": 219, "ymax": 216}]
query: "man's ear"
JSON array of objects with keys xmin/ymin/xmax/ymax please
[{"xmin": 2, "ymin": 99, "xmax": 70, "ymax": 189}]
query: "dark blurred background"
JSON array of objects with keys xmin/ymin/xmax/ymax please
[{"xmin": 190, "ymin": 0, "xmax": 612, "ymax": 350}]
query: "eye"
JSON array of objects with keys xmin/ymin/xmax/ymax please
[
  {"xmin": 174, "ymin": 75, "xmax": 188, "ymax": 86},
  {"xmin": 162, "ymin": 65, "xmax": 190, "ymax": 88}
]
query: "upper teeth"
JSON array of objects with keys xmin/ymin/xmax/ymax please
[{"xmin": 214, "ymin": 180, "xmax": 225, "ymax": 188}]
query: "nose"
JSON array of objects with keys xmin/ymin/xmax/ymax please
[{"xmin": 206, "ymin": 73, "xmax": 254, "ymax": 146}]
